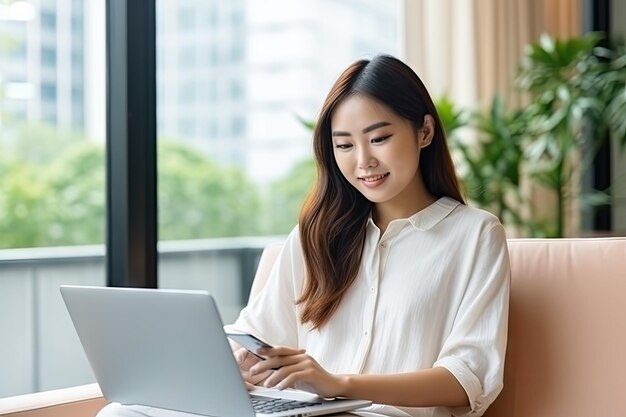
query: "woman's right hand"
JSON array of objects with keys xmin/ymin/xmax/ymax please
[{"xmin": 234, "ymin": 347, "xmax": 272, "ymax": 390}]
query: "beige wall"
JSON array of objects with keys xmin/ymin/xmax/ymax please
[{"xmin": 612, "ymin": 0, "xmax": 626, "ymax": 233}]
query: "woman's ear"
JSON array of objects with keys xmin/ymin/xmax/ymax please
[{"xmin": 418, "ymin": 115, "xmax": 435, "ymax": 149}]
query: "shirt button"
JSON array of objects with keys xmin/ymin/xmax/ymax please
[
  {"xmin": 380, "ymin": 242, "xmax": 387, "ymax": 248},
  {"xmin": 370, "ymin": 287, "xmax": 375, "ymax": 293},
  {"xmin": 363, "ymin": 331, "xmax": 368, "ymax": 336}
]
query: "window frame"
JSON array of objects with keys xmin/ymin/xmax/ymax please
[{"xmin": 106, "ymin": 0, "xmax": 157, "ymax": 287}]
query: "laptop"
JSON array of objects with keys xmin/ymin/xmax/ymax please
[{"xmin": 60, "ymin": 285, "xmax": 371, "ymax": 417}]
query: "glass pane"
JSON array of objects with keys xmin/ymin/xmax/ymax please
[
  {"xmin": 156, "ymin": 0, "xmax": 402, "ymax": 322},
  {"xmin": 0, "ymin": 0, "xmax": 106, "ymax": 396}
]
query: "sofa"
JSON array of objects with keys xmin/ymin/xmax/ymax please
[{"xmin": 1, "ymin": 237, "xmax": 625, "ymax": 417}]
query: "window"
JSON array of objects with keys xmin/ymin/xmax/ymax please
[
  {"xmin": 40, "ymin": 82, "xmax": 56, "ymax": 100},
  {"xmin": 155, "ymin": 0, "xmax": 402, "ymax": 322},
  {"xmin": 41, "ymin": 47, "xmax": 56, "ymax": 66},
  {"xmin": 40, "ymin": 11, "xmax": 56, "ymax": 30},
  {"xmin": 178, "ymin": 7, "xmax": 195, "ymax": 30},
  {"xmin": 178, "ymin": 46, "xmax": 195, "ymax": 67},
  {"xmin": 0, "ymin": 0, "xmax": 402, "ymax": 399},
  {"xmin": 0, "ymin": 0, "xmax": 106, "ymax": 397}
]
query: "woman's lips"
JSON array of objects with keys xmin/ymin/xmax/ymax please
[{"xmin": 358, "ymin": 173, "xmax": 389, "ymax": 188}]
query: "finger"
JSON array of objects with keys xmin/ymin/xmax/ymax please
[
  {"xmin": 236, "ymin": 349, "xmax": 263, "ymax": 371},
  {"xmin": 233, "ymin": 349, "xmax": 247, "ymax": 363},
  {"xmin": 246, "ymin": 368, "xmax": 273, "ymax": 385},
  {"xmin": 259, "ymin": 346, "xmax": 306, "ymax": 357},
  {"xmin": 262, "ymin": 362, "xmax": 310, "ymax": 388},
  {"xmin": 250, "ymin": 353, "xmax": 306, "ymax": 375},
  {"xmin": 267, "ymin": 371, "xmax": 301, "ymax": 390},
  {"xmin": 234, "ymin": 347, "xmax": 248, "ymax": 363},
  {"xmin": 244, "ymin": 381, "xmax": 256, "ymax": 391}
]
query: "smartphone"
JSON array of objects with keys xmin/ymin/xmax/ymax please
[{"xmin": 226, "ymin": 333, "xmax": 273, "ymax": 359}]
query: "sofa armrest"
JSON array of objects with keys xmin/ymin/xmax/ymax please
[{"xmin": 0, "ymin": 384, "xmax": 107, "ymax": 417}]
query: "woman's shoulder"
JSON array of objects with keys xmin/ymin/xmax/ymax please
[
  {"xmin": 454, "ymin": 201, "xmax": 501, "ymax": 223},
  {"xmin": 443, "ymin": 198, "xmax": 505, "ymax": 235},
  {"xmin": 281, "ymin": 224, "xmax": 305, "ymax": 256},
  {"xmin": 287, "ymin": 224, "xmax": 302, "ymax": 243}
]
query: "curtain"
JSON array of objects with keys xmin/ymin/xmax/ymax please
[
  {"xmin": 404, "ymin": 0, "xmax": 581, "ymax": 110},
  {"xmin": 403, "ymin": 0, "xmax": 583, "ymax": 237}
]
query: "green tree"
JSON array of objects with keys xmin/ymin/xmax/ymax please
[
  {"xmin": 158, "ymin": 139, "xmax": 262, "ymax": 239},
  {"xmin": 0, "ymin": 124, "xmax": 268, "ymax": 248},
  {"xmin": 43, "ymin": 142, "xmax": 106, "ymax": 245},
  {"xmin": 0, "ymin": 156, "xmax": 51, "ymax": 248},
  {"xmin": 0, "ymin": 123, "xmax": 105, "ymax": 248},
  {"xmin": 264, "ymin": 158, "xmax": 315, "ymax": 234}
]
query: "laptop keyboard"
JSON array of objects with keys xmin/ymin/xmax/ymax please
[{"xmin": 251, "ymin": 397, "xmax": 323, "ymax": 414}]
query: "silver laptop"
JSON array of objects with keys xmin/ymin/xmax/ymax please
[{"xmin": 60, "ymin": 285, "xmax": 371, "ymax": 417}]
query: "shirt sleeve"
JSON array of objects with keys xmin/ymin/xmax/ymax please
[
  {"xmin": 223, "ymin": 226, "xmax": 304, "ymax": 348},
  {"xmin": 433, "ymin": 221, "xmax": 511, "ymax": 417}
]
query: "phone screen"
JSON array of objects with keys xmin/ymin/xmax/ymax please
[{"xmin": 227, "ymin": 333, "xmax": 272, "ymax": 357}]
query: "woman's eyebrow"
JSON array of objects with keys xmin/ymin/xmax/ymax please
[
  {"xmin": 332, "ymin": 121, "xmax": 391, "ymax": 137},
  {"xmin": 362, "ymin": 121, "xmax": 390, "ymax": 134}
]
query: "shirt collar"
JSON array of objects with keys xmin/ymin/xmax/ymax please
[
  {"xmin": 407, "ymin": 196, "xmax": 460, "ymax": 230},
  {"xmin": 366, "ymin": 196, "xmax": 461, "ymax": 231}
]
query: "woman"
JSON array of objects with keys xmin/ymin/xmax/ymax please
[
  {"xmin": 229, "ymin": 54, "xmax": 510, "ymax": 417},
  {"xmin": 100, "ymin": 54, "xmax": 510, "ymax": 417}
]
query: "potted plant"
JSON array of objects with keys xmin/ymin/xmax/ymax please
[
  {"xmin": 439, "ymin": 95, "xmax": 540, "ymax": 236},
  {"xmin": 516, "ymin": 32, "xmax": 626, "ymax": 236}
]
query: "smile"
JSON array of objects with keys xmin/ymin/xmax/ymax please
[
  {"xmin": 359, "ymin": 173, "xmax": 389, "ymax": 182},
  {"xmin": 358, "ymin": 173, "xmax": 389, "ymax": 188}
]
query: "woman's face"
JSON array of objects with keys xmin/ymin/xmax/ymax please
[{"xmin": 330, "ymin": 94, "xmax": 434, "ymax": 216}]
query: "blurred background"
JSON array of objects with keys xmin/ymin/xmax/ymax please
[{"xmin": 1, "ymin": 0, "xmax": 624, "ymax": 398}]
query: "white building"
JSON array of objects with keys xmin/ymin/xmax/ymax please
[
  {"xmin": 1, "ymin": 0, "xmax": 400, "ymax": 181},
  {"xmin": 157, "ymin": 0, "xmax": 401, "ymax": 182},
  {"xmin": 0, "ymin": 0, "xmax": 105, "ymax": 138}
]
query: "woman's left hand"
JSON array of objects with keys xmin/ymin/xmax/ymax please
[{"xmin": 249, "ymin": 346, "xmax": 346, "ymax": 398}]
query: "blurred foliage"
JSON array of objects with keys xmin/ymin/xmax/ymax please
[
  {"xmin": 0, "ymin": 124, "xmax": 284, "ymax": 249},
  {"xmin": 265, "ymin": 158, "xmax": 315, "ymax": 234},
  {"xmin": 442, "ymin": 32, "xmax": 626, "ymax": 237},
  {"xmin": 517, "ymin": 32, "xmax": 626, "ymax": 236},
  {"xmin": 158, "ymin": 139, "xmax": 262, "ymax": 240},
  {"xmin": 436, "ymin": 95, "xmax": 469, "ymax": 136},
  {"xmin": 451, "ymin": 95, "xmax": 532, "ymax": 231},
  {"xmin": 295, "ymin": 114, "xmax": 316, "ymax": 132},
  {"xmin": 440, "ymin": 95, "xmax": 538, "ymax": 236},
  {"xmin": 0, "ymin": 124, "xmax": 104, "ymax": 248}
]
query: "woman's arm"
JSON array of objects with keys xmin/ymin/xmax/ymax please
[
  {"xmin": 250, "ymin": 347, "xmax": 469, "ymax": 408},
  {"xmin": 339, "ymin": 367, "xmax": 468, "ymax": 407}
]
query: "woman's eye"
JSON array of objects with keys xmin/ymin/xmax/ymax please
[
  {"xmin": 371, "ymin": 135, "xmax": 391, "ymax": 144},
  {"xmin": 335, "ymin": 143, "xmax": 352, "ymax": 150}
]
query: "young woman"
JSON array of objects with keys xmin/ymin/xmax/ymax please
[
  {"xmin": 228, "ymin": 54, "xmax": 510, "ymax": 417},
  {"xmin": 99, "ymin": 55, "xmax": 509, "ymax": 417}
]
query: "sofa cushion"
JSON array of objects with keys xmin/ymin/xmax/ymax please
[{"xmin": 484, "ymin": 238, "xmax": 626, "ymax": 417}]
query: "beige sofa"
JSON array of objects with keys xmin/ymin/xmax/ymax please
[{"xmin": 1, "ymin": 237, "xmax": 625, "ymax": 417}]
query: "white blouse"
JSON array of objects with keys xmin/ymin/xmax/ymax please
[{"xmin": 225, "ymin": 197, "xmax": 511, "ymax": 417}]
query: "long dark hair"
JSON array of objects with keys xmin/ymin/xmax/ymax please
[{"xmin": 298, "ymin": 55, "xmax": 464, "ymax": 329}]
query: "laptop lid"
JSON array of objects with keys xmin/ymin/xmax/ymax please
[{"xmin": 60, "ymin": 285, "xmax": 371, "ymax": 417}]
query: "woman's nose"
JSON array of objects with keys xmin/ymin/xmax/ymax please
[{"xmin": 357, "ymin": 149, "xmax": 378, "ymax": 169}]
